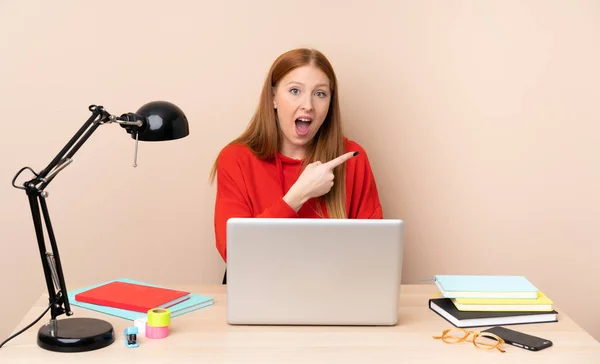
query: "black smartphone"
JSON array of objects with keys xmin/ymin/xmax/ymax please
[{"xmin": 482, "ymin": 326, "xmax": 553, "ymax": 351}]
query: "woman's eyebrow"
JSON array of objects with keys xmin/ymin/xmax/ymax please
[{"xmin": 286, "ymin": 81, "xmax": 330, "ymax": 88}]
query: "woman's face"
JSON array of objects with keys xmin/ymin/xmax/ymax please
[{"xmin": 273, "ymin": 64, "xmax": 331, "ymax": 159}]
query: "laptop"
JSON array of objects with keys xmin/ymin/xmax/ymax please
[{"xmin": 225, "ymin": 218, "xmax": 404, "ymax": 325}]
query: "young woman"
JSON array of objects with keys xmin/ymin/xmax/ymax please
[{"xmin": 210, "ymin": 48, "xmax": 383, "ymax": 263}]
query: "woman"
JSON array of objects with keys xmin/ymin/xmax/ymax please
[{"xmin": 210, "ymin": 48, "xmax": 383, "ymax": 264}]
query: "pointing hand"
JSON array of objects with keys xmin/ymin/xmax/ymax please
[{"xmin": 283, "ymin": 151, "xmax": 359, "ymax": 212}]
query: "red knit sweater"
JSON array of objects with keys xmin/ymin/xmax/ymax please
[{"xmin": 213, "ymin": 138, "xmax": 383, "ymax": 261}]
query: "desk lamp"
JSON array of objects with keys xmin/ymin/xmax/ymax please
[{"xmin": 7, "ymin": 101, "xmax": 189, "ymax": 352}]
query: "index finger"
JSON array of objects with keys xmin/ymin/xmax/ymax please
[{"xmin": 324, "ymin": 151, "xmax": 359, "ymax": 169}]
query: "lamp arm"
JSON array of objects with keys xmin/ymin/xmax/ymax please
[
  {"xmin": 12, "ymin": 105, "xmax": 143, "ymax": 323},
  {"xmin": 25, "ymin": 105, "xmax": 142, "ymax": 191},
  {"xmin": 34, "ymin": 105, "xmax": 108, "ymax": 185}
]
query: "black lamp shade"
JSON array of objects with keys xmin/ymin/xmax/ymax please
[{"xmin": 132, "ymin": 101, "xmax": 190, "ymax": 141}]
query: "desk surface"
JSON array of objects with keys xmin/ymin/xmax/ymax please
[{"xmin": 1, "ymin": 284, "xmax": 599, "ymax": 363}]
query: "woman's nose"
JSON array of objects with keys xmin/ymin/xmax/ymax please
[{"xmin": 300, "ymin": 95, "xmax": 313, "ymax": 111}]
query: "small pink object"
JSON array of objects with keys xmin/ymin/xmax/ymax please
[{"xmin": 145, "ymin": 323, "xmax": 169, "ymax": 339}]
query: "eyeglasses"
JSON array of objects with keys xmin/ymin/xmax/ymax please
[{"xmin": 433, "ymin": 328, "xmax": 506, "ymax": 353}]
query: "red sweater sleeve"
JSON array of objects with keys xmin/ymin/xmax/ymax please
[
  {"xmin": 214, "ymin": 146, "xmax": 297, "ymax": 262},
  {"xmin": 348, "ymin": 144, "xmax": 383, "ymax": 219}
]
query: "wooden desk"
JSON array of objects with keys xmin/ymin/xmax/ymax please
[{"xmin": 1, "ymin": 284, "xmax": 599, "ymax": 363}]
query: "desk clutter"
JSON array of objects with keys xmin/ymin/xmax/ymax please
[
  {"xmin": 428, "ymin": 275, "xmax": 558, "ymax": 328},
  {"xmin": 123, "ymin": 308, "xmax": 171, "ymax": 348}
]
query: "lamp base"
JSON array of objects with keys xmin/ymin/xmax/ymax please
[{"xmin": 37, "ymin": 317, "xmax": 115, "ymax": 352}]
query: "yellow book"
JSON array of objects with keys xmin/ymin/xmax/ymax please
[{"xmin": 451, "ymin": 291, "xmax": 554, "ymax": 312}]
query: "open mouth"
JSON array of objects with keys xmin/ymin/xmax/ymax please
[{"xmin": 295, "ymin": 117, "xmax": 312, "ymax": 136}]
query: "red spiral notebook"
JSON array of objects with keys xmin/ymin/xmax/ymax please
[{"xmin": 74, "ymin": 281, "xmax": 190, "ymax": 313}]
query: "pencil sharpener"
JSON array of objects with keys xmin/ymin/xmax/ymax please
[{"xmin": 124, "ymin": 326, "xmax": 139, "ymax": 348}]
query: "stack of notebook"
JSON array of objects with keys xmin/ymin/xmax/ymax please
[
  {"xmin": 428, "ymin": 275, "xmax": 558, "ymax": 328},
  {"xmin": 68, "ymin": 278, "xmax": 214, "ymax": 321}
]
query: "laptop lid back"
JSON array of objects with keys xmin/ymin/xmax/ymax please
[{"xmin": 226, "ymin": 218, "xmax": 404, "ymax": 325}]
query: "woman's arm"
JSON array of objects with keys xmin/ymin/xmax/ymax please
[{"xmin": 213, "ymin": 147, "xmax": 297, "ymax": 262}]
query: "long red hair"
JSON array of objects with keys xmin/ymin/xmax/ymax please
[{"xmin": 210, "ymin": 48, "xmax": 347, "ymax": 218}]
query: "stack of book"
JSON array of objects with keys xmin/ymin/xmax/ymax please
[{"xmin": 428, "ymin": 275, "xmax": 558, "ymax": 328}]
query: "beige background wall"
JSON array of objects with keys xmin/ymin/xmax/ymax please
[{"xmin": 1, "ymin": 0, "xmax": 598, "ymax": 343}]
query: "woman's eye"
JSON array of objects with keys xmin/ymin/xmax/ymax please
[
  {"xmin": 316, "ymin": 91, "xmax": 326, "ymax": 98},
  {"xmin": 290, "ymin": 88, "xmax": 300, "ymax": 95}
]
